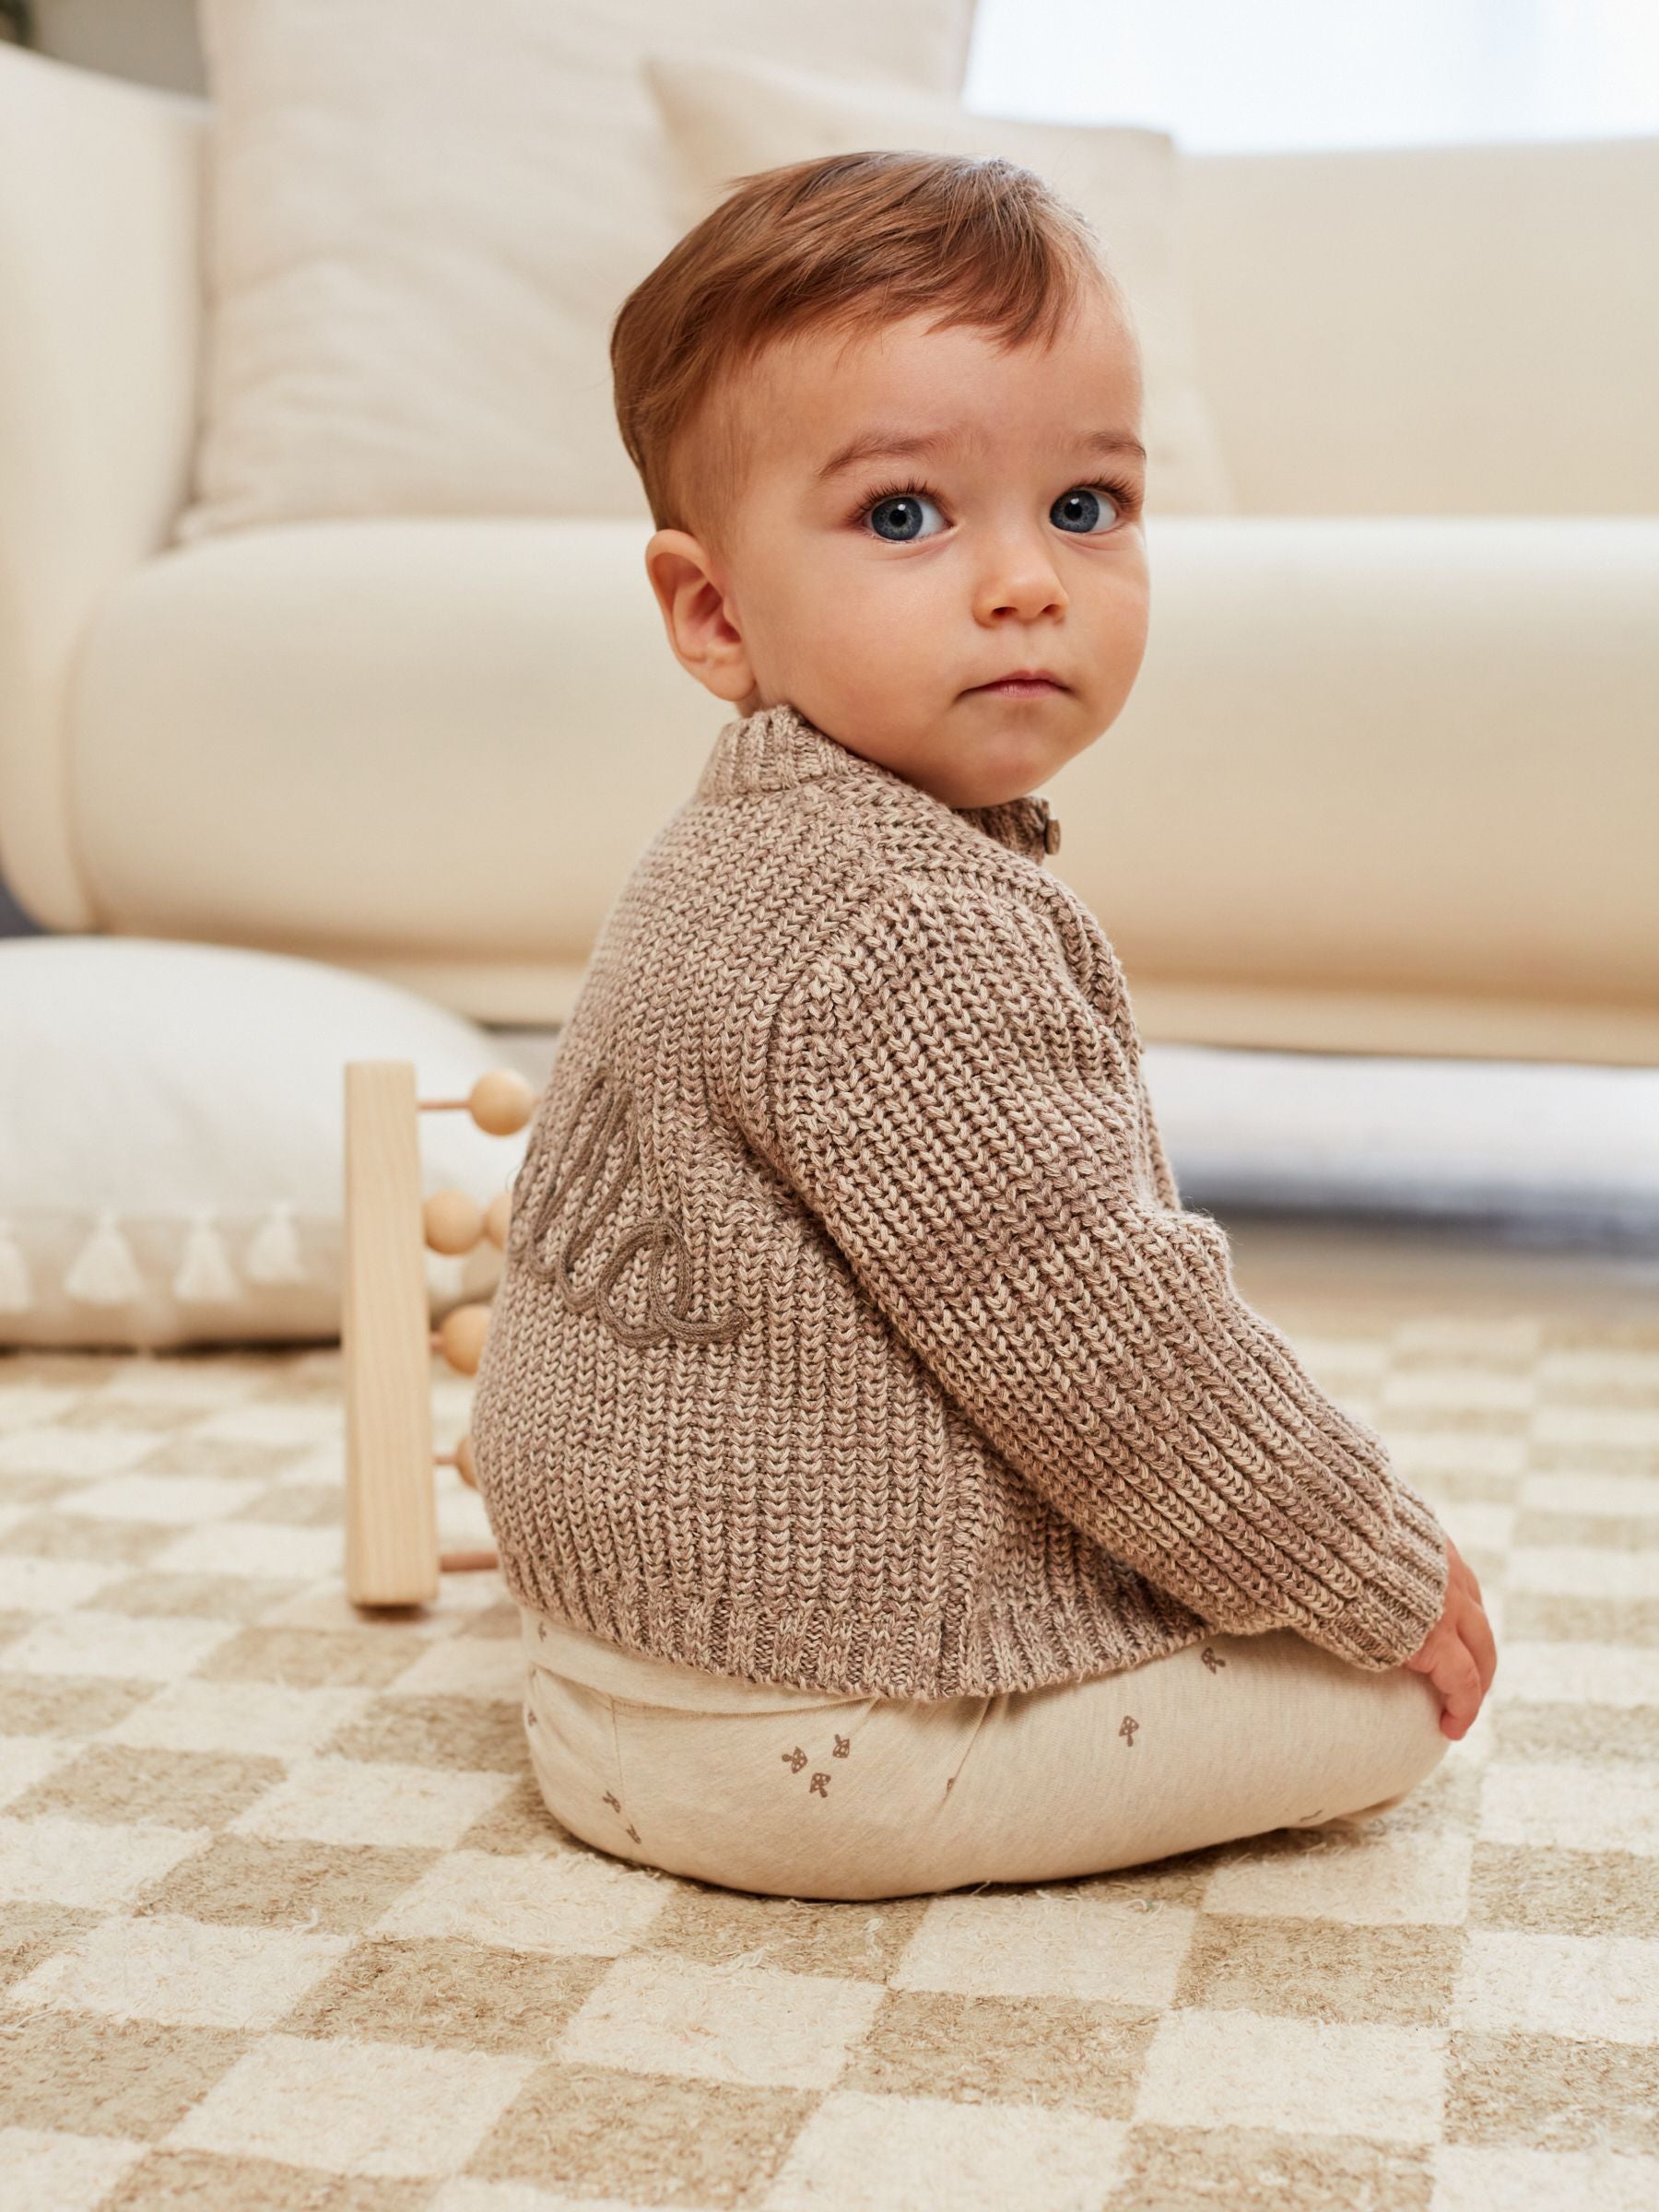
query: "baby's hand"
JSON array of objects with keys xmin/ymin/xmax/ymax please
[{"xmin": 1402, "ymin": 1532, "xmax": 1498, "ymax": 1740}]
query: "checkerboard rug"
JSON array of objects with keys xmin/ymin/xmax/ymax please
[{"xmin": 1, "ymin": 1311, "xmax": 1654, "ymax": 2211}]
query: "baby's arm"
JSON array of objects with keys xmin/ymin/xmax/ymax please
[{"xmin": 762, "ymin": 874, "xmax": 1450, "ymax": 1673}]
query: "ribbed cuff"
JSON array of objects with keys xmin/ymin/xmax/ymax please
[{"xmin": 1304, "ymin": 1477, "xmax": 1451, "ymax": 1671}]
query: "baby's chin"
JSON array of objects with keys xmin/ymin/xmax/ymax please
[{"xmin": 850, "ymin": 717, "xmax": 1078, "ymax": 807}]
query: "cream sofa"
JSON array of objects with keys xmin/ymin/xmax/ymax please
[{"xmin": 2, "ymin": 41, "xmax": 1655, "ymax": 1063}]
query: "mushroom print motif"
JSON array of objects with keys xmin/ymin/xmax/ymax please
[
  {"xmin": 599, "ymin": 1792, "xmax": 641, "ymax": 1845},
  {"xmin": 1119, "ymin": 1714, "xmax": 1140, "ymax": 1747},
  {"xmin": 1200, "ymin": 1646, "xmax": 1227, "ymax": 1673}
]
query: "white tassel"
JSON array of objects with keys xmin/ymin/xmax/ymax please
[
  {"xmin": 173, "ymin": 1210, "xmax": 241, "ymax": 1304},
  {"xmin": 0, "ymin": 1216, "xmax": 34, "ymax": 1312},
  {"xmin": 243, "ymin": 1198, "xmax": 309, "ymax": 1286},
  {"xmin": 65, "ymin": 1208, "xmax": 146, "ymax": 1305}
]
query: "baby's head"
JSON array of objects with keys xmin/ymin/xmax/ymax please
[{"xmin": 611, "ymin": 151, "xmax": 1148, "ymax": 810}]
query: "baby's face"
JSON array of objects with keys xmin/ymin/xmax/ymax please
[{"xmin": 649, "ymin": 282, "xmax": 1149, "ymax": 808}]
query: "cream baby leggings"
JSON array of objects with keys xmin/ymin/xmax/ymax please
[{"xmin": 518, "ymin": 1604, "xmax": 1450, "ymax": 1903}]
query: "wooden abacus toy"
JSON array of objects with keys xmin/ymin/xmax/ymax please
[{"xmin": 342, "ymin": 1060, "xmax": 536, "ymax": 1607}]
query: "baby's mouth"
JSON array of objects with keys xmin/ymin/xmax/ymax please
[{"xmin": 970, "ymin": 675, "xmax": 1066, "ymax": 696}]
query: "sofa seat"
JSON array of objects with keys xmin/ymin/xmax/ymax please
[{"xmin": 68, "ymin": 512, "xmax": 1659, "ymax": 1054}]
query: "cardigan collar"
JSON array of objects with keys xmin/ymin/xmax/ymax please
[{"xmin": 696, "ymin": 701, "xmax": 1061, "ymax": 863}]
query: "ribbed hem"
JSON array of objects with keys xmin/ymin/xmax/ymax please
[
  {"xmin": 492, "ymin": 1546, "xmax": 1215, "ymax": 1703},
  {"xmin": 1301, "ymin": 1477, "xmax": 1451, "ymax": 1671}
]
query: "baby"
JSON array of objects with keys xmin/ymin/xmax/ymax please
[{"xmin": 471, "ymin": 148, "xmax": 1497, "ymax": 1903}]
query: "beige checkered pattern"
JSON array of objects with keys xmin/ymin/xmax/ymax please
[{"xmin": 1, "ymin": 1317, "xmax": 1655, "ymax": 2211}]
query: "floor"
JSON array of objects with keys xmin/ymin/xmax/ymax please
[{"xmin": 0, "ymin": 1213, "xmax": 1654, "ymax": 2211}]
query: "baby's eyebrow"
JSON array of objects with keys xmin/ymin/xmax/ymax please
[
  {"xmin": 1078, "ymin": 429, "xmax": 1148, "ymax": 465},
  {"xmin": 814, "ymin": 428, "xmax": 959, "ymax": 481},
  {"xmin": 814, "ymin": 426, "xmax": 1147, "ymax": 482}
]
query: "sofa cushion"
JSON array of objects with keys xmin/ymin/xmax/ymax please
[
  {"xmin": 182, "ymin": 0, "xmax": 975, "ymax": 539},
  {"xmin": 71, "ymin": 520, "xmax": 700, "ymax": 1019},
  {"xmin": 641, "ymin": 48, "xmax": 1235, "ymax": 515}
]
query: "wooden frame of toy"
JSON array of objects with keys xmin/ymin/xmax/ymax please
[{"xmin": 341, "ymin": 1059, "xmax": 534, "ymax": 1606}]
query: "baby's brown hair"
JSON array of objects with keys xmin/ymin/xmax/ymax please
[{"xmin": 610, "ymin": 148, "xmax": 1122, "ymax": 552}]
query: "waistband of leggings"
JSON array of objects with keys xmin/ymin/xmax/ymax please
[{"xmin": 517, "ymin": 1602, "xmax": 880, "ymax": 1715}]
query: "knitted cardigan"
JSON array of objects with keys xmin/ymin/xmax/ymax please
[{"xmin": 472, "ymin": 700, "xmax": 1451, "ymax": 1700}]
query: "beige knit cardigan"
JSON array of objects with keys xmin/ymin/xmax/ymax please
[{"xmin": 472, "ymin": 701, "xmax": 1450, "ymax": 1700}]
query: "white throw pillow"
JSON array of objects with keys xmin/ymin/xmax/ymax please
[
  {"xmin": 180, "ymin": 0, "xmax": 974, "ymax": 540},
  {"xmin": 641, "ymin": 50, "xmax": 1237, "ymax": 517},
  {"xmin": 0, "ymin": 937, "xmax": 543, "ymax": 1349}
]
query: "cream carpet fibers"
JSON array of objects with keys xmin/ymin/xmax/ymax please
[{"xmin": 1, "ymin": 1281, "xmax": 1655, "ymax": 2209}]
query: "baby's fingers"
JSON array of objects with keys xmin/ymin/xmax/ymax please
[
  {"xmin": 1464, "ymin": 1597, "xmax": 1499, "ymax": 1697},
  {"xmin": 1433, "ymin": 1639, "xmax": 1486, "ymax": 1740}
]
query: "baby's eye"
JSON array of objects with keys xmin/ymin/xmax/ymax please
[
  {"xmin": 1051, "ymin": 485, "xmax": 1124, "ymax": 535},
  {"xmin": 863, "ymin": 489, "xmax": 947, "ymax": 543}
]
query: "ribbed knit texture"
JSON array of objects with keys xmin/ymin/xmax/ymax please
[{"xmin": 472, "ymin": 701, "xmax": 1451, "ymax": 1700}]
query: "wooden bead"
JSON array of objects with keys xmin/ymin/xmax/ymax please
[
  {"xmin": 424, "ymin": 1188, "xmax": 484, "ymax": 1255},
  {"xmin": 455, "ymin": 1433, "xmax": 477, "ymax": 1490},
  {"xmin": 484, "ymin": 1192, "xmax": 512, "ymax": 1249},
  {"xmin": 469, "ymin": 1069, "xmax": 535, "ymax": 1136},
  {"xmin": 435, "ymin": 1302, "xmax": 491, "ymax": 1375}
]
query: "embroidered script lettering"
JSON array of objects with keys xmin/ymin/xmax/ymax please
[{"xmin": 518, "ymin": 1063, "xmax": 748, "ymax": 1349}]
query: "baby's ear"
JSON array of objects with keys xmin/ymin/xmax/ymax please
[{"xmin": 643, "ymin": 530, "xmax": 756, "ymax": 705}]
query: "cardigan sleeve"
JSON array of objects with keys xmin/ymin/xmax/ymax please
[{"xmin": 763, "ymin": 874, "xmax": 1450, "ymax": 1671}]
